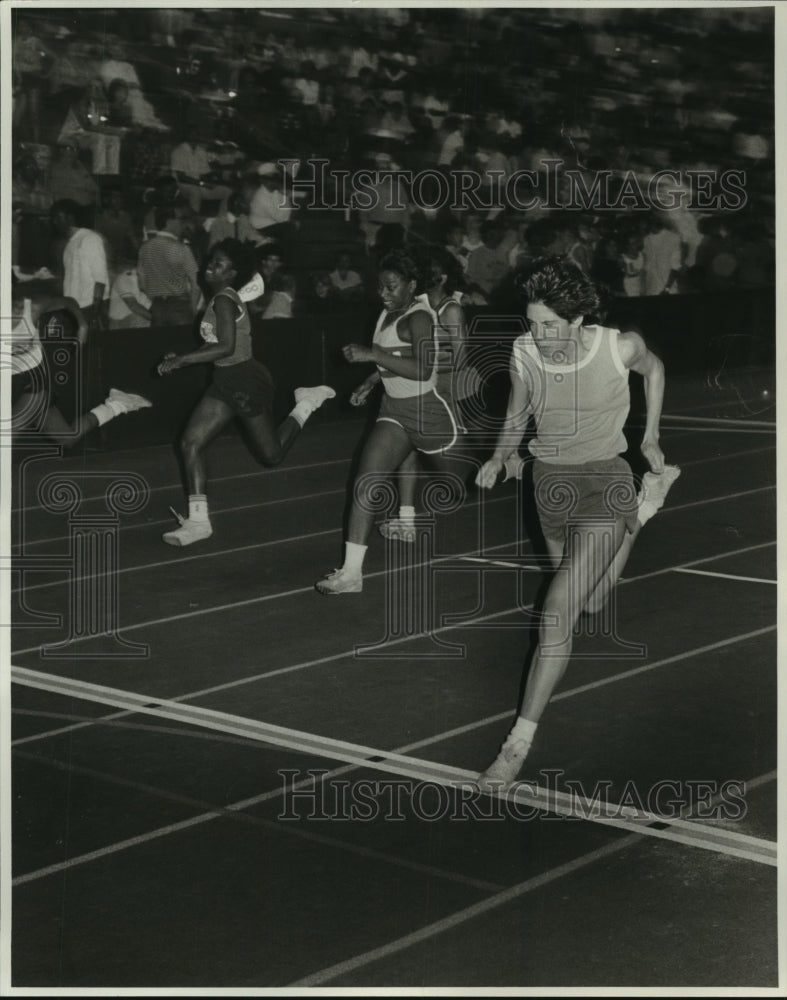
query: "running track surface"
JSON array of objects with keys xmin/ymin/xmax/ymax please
[{"xmin": 6, "ymin": 370, "xmax": 779, "ymax": 989}]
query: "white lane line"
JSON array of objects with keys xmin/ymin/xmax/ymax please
[
  {"xmin": 289, "ymin": 776, "xmax": 778, "ymax": 988},
  {"xmin": 661, "ymin": 414, "xmax": 776, "ymax": 428},
  {"xmin": 9, "ymin": 485, "xmax": 776, "ymax": 658},
  {"xmin": 10, "ymin": 667, "xmax": 777, "ymax": 868},
  {"xmin": 13, "ymin": 747, "xmax": 503, "ymax": 896},
  {"xmin": 8, "ymin": 534, "xmax": 529, "ymax": 657},
  {"xmin": 10, "ymin": 527, "xmax": 341, "ymax": 596},
  {"xmin": 12, "ymin": 486, "xmax": 348, "ymax": 550},
  {"xmin": 659, "ymin": 427, "xmax": 775, "ymax": 435},
  {"xmin": 12, "ymin": 455, "xmax": 354, "ymax": 516},
  {"xmin": 11, "ymin": 539, "xmax": 776, "ymax": 745},
  {"xmin": 11, "ymin": 440, "xmax": 775, "ymax": 553},
  {"xmin": 288, "ymin": 835, "xmax": 642, "ymax": 986},
  {"xmin": 672, "ymin": 567, "xmax": 776, "ymax": 585},
  {"xmin": 11, "ymin": 441, "xmax": 777, "ymax": 594},
  {"xmin": 549, "ymin": 625, "xmax": 775, "ymax": 703},
  {"xmin": 457, "ymin": 557, "xmax": 542, "ymax": 570},
  {"xmin": 11, "ymin": 646, "xmax": 777, "ymax": 890},
  {"xmin": 10, "ymin": 485, "xmax": 526, "ymax": 593}
]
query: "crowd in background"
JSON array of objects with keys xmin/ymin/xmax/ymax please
[{"xmin": 11, "ymin": 5, "xmax": 775, "ymax": 330}]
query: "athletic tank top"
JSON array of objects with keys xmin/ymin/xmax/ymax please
[
  {"xmin": 432, "ymin": 294, "xmax": 481, "ymax": 401},
  {"xmin": 200, "ymin": 287, "xmax": 252, "ymax": 367},
  {"xmin": 511, "ymin": 325, "xmax": 630, "ymax": 464},
  {"xmin": 373, "ymin": 295, "xmax": 437, "ymax": 399},
  {"xmin": 11, "ymin": 299, "xmax": 43, "ymax": 375}
]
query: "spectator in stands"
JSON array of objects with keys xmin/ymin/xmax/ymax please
[
  {"xmin": 47, "ymin": 34, "xmax": 94, "ymax": 112},
  {"xmin": 475, "ymin": 132, "xmax": 513, "ymax": 212},
  {"xmin": 109, "ymin": 251, "xmax": 152, "ymax": 329},
  {"xmin": 58, "ymin": 83, "xmax": 125, "ymax": 176},
  {"xmin": 567, "ymin": 215, "xmax": 599, "ymax": 276},
  {"xmin": 98, "ymin": 37, "xmax": 168, "ymax": 132},
  {"xmin": 693, "ymin": 216, "xmax": 739, "ymax": 290},
  {"xmin": 12, "ymin": 152, "xmax": 52, "ymax": 214},
  {"xmin": 463, "ymin": 219, "xmax": 512, "ymax": 305},
  {"xmin": 292, "ymin": 60, "xmax": 321, "ymax": 107},
  {"xmin": 444, "ymin": 221, "xmax": 470, "ymax": 271},
  {"xmin": 95, "ymin": 186, "xmax": 139, "ymax": 275},
  {"xmin": 379, "ymin": 101, "xmax": 415, "ymax": 142},
  {"xmin": 106, "ymin": 78, "xmax": 134, "ymax": 128},
  {"xmin": 171, "ymin": 135, "xmax": 232, "ymax": 215},
  {"xmin": 463, "ymin": 211, "xmax": 490, "ymax": 251},
  {"xmin": 50, "ymin": 142, "xmax": 100, "ymax": 210},
  {"xmin": 356, "ymin": 153, "xmax": 412, "ymax": 248},
  {"xmin": 328, "ymin": 253, "xmax": 364, "ymax": 302},
  {"xmin": 261, "ymin": 271, "xmax": 297, "ymax": 320},
  {"xmin": 523, "ymin": 216, "xmax": 575, "ymax": 260},
  {"xmin": 12, "ymin": 15, "xmax": 55, "ymax": 142},
  {"xmin": 620, "ymin": 229, "xmax": 645, "ymax": 297},
  {"xmin": 206, "ymin": 192, "xmax": 269, "ymax": 250},
  {"xmin": 345, "ymin": 37, "xmax": 378, "ymax": 79},
  {"xmin": 642, "ymin": 211, "xmax": 683, "ymax": 295},
  {"xmin": 377, "ymin": 53, "xmax": 409, "ymax": 106},
  {"xmin": 142, "ymin": 175, "xmax": 182, "ymax": 237},
  {"xmin": 137, "ymin": 205, "xmax": 201, "ymax": 326},
  {"xmin": 249, "ymin": 164, "xmax": 295, "ymax": 240},
  {"xmin": 304, "ymin": 271, "xmax": 338, "ymax": 313},
  {"xmin": 248, "ymin": 244, "xmax": 285, "ymax": 317},
  {"xmin": 257, "ymin": 245, "xmax": 284, "ymax": 287},
  {"xmin": 437, "ymin": 115, "xmax": 464, "ymax": 167},
  {"xmin": 50, "ymin": 199, "xmax": 110, "ymax": 332}
]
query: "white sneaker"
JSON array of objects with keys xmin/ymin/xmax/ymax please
[
  {"xmin": 315, "ymin": 567, "xmax": 363, "ymax": 594},
  {"xmin": 637, "ymin": 465, "xmax": 681, "ymax": 526},
  {"xmin": 163, "ymin": 516, "xmax": 213, "ymax": 547},
  {"xmin": 476, "ymin": 733, "xmax": 532, "ymax": 790},
  {"xmin": 108, "ymin": 388, "xmax": 153, "ymax": 414},
  {"xmin": 294, "ymin": 385, "xmax": 336, "ymax": 411},
  {"xmin": 378, "ymin": 518, "xmax": 416, "ymax": 543}
]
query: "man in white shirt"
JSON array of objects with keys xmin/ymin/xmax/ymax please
[
  {"xmin": 50, "ymin": 199, "xmax": 109, "ymax": 332},
  {"xmin": 642, "ymin": 212, "xmax": 684, "ymax": 295}
]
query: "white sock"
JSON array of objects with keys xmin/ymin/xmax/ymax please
[
  {"xmin": 290, "ymin": 400, "xmax": 313, "ymax": 427},
  {"xmin": 343, "ymin": 541, "xmax": 367, "ymax": 575},
  {"xmin": 188, "ymin": 495, "xmax": 209, "ymax": 522},
  {"xmin": 399, "ymin": 505, "xmax": 416, "ymax": 523},
  {"xmin": 510, "ymin": 717, "xmax": 538, "ymax": 744},
  {"xmin": 89, "ymin": 402, "xmax": 116, "ymax": 427}
]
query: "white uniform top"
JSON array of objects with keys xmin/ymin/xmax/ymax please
[
  {"xmin": 373, "ymin": 295, "xmax": 437, "ymax": 399},
  {"xmin": 11, "ymin": 299, "xmax": 43, "ymax": 375}
]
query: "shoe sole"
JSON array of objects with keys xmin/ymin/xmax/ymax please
[
  {"xmin": 314, "ymin": 582, "xmax": 362, "ymax": 594},
  {"xmin": 162, "ymin": 532, "xmax": 212, "ymax": 547}
]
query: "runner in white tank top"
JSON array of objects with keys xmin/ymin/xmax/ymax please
[
  {"xmin": 474, "ymin": 256, "xmax": 681, "ymax": 788},
  {"xmin": 374, "ymin": 247, "xmax": 479, "ymax": 543},
  {"xmin": 317, "ymin": 249, "xmax": 475, "ymax": 595}
]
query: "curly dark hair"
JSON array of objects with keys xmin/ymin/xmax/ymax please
[
  {"xmin": 378, "ymin": 249, "xmax": 422, "ymax": 289},
  {"xmin": 517, "ymin": 255, "xmax": 600, "ymax": 321},
  {"xmin": 210, "ymin": 238, "xmax": 257, "ymax": 291}
]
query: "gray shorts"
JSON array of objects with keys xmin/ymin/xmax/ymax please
[{"xmin": 532, "ymin": 456, "xmax": 639, "ymax": 542}]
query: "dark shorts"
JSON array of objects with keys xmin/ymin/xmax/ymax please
[
  {"xmin": 205, "ymin": 359, "xmax": 276, "ymax": 418},
  {"xmin": 533, "ymin": 456, "xmax": 639, "ymax": 542},
  {"xmin": 377, "ymin": 389, "xmax": 458, "ymax": 454}
]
